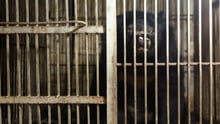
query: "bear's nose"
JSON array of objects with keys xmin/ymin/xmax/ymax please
[{"xmin": 136, "ymin": 35, "xmax": 151, "ymax": 50}]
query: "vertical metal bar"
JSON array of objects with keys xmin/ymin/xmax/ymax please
[
  {"xmin": 5, "ymin": 0, "xmax": 11, "ymax": 123},
  {"xmin": 45, "ymin": 0, "xmax": 51, "ymax": 123},
  {"xmin": 177, "ymin": 0, "xmax": 181, "ymax": 123},
  {"xmin": 0, "ymin": 3, "xmax": 2, "ymax": 120},
  {"xmin": 65, "ymin": 0, "xmax": 71, "ymax": 124},
  {"xmin": 7, "ymin": 105, "xmax": 11, "ymax": 124},
  {"xmin": 84, "ymin": 1, "xmax": 91, "ymax": 124},
  {"xmin": 6, "ymin": 0, "xmax": 10, "ymax": 100},
  {"xmin": 133, "ymin": 1, "xmax": 137, "ymax": 124},
  {"xmin": 85, "ymin": 1, "xmax": 91, "ymax": 123},
  {"xmin": 86, "ymin": 2, "xmax": 92, "ymax": 124},
  {"xmin": 35, "ymin": 0, "xmax": 41, "ymax": 123},
  {"xmin": 55, "ymin": 0, "xmax": 60, "ymax": 96},
  {"xmin": 166, "ymin": 0, "xmax": 170, "ymax": 123},
  {"xmin": 0, "ymin": 53, "xmax": 1, "ymax": 123},
  {"xmin": 15, "ymin": 0, "xmax": 23, "ymax": 123},
  {"xmin": 155, "ymin": 0, "xmax": 158, "ymax": 123},
  {"xmin": 74, "ymin": 0, "xmax": 80, "ymax": 124},
  {"xmin": 0, "ymin": 64, "xmax": 1, "ymax": 124},
  {"xmin": 55, "ymin": 0, "xmax": 61, "ymax": 123},
  {"xmin": 95, "ymin": 0, "xmax": 100, "ymax": 123},
  {"xmin": 123, "ymin": 0, "xmax": 127, "ymax": 123},
  {"xmin": 86, "ymin": 38, "xmax": 90, "ymax": 123},
  {"xmin": 106, "ymin": 0, "xmax": 117, "ymax": 123},
  {"xmin": 16, "ymin": 0, "xmax": 21, "ymax": 97},
  {"xmin": 187, "ymin": 0, "xmax": 191, "ymax": 123},
  {"xmin": 26, "ymin": 0, "xmax": 30, "ymax": 97},
  {"xmin": 144, "ymin": 0, "xmax": 148, "ymax": 123},
  {"xmin": 198, "ymin": 0, "xmax": 203, "ymax": 123},
  {"xmin": 25, "ymin": 0, "xmax": 32, "ymax": 123},
  {"xmin": 209, "ymin": 0, "xmax": 213, "ymax": 123}
]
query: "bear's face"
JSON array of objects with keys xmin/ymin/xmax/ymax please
[
  {"xmin": 116, "ymin": 12, "xmax": 168, "ymax": 63},
  {"xmin": 126, "ymin": 22, "xmax": 155, "ymax": 60}
]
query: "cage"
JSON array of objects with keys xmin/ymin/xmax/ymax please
[{"xmin": 0, "ymin": 0, "xmax": 219, "ymax": 124}]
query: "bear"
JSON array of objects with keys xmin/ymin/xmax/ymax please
[{"xmin": 90, "ymin": 11, "xmax": 185, "ymax": 124}]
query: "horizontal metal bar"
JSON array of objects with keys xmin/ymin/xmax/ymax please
[
  {"xmin": 117, "ymin": 62, "xmax": 220, "ymax": 66},
  {"xmin": 75, "ymin": 26, "xmax": 104, "ymax": 33},
  {"xmin": 0, "ymin": 96, "xmax": 105, "ymax": 104},
  {"xmin": 0, "ymin": 20, "xmax": 86, "ymax": 25},
  {"xmin": 0, "ymin": 26, "xmax": 104, "ymax": 34}
]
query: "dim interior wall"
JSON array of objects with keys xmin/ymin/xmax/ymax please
[
  {"xmin": 213, "ymin": 4, "xmax": 220, "ymax": 122},
  {"xmin": 194, "ymin": 0, "xmax": 220, "ymax": 122}
]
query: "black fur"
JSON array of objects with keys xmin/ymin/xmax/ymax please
[{"xmin": 90, "ymin": 11, "xmax": 185, "ymax": 124}]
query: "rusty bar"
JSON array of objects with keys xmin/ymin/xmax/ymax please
[
  {"xmin": 0, "ymin": 96, "xmax": 105, "ymax": 104},
  {"xmin": 198, "ymin": 0, "xmax": 203, "ymax": 123},
  {"xmin": 209, "ymin": 0, "xmax": 214, "ymax": 123},
  {"xmin": 18, "ymin": 105, "xmax": 22, "ymax": 124},
  {"xmin": 106, "ymin": 0, "xmax": 117, "ymax": 123},
  {"xmin": 25, "ymin": 0, "xmax": 32, "ymax": 123},
  {"xmin": 187, "ymin": 0, "xmax": 191, "ymax": 123},
  {"xmin": 123, "ymin": 0, "xmax": 127, "ymax": 123},
  {"xmin": 35, "ymin": 0, "xmax": 41, "ymax": 123},
  {"xmin": 25, "ymin": 0, "xmax": 31, "ymax": 97},
  {"xmin": 16, "ymin": 0, "xmax": 21, "ymax": 97},
  {"xmin": 86, "ymin": 23, "xmax": 91, "ymax": 124},
  {"xmin": 166, "ymin": 0, "xmax": 170, "ymax": 123},
  {"xmin": 65, "ymin": 0, "xmax": 71, "ymax": 97},
  {"xmin": 48, "ymin": 106, "xmax": 51, "ymax": 124},
  {"xmin": 6, "ymin": 0, "xmax": 10, "ymax": 98},
  {"xmin": 55, "ymin": 0, "xmax": 62, "ymax": 123},
  {"xmin": 45, "ymin": 0, "xmax": 52, "ymax": 123},
  {"xmin": 84, "ymin": 0, "xmax": 91, "ymax": 123},
  {"xmin": 7, "ymin": 105, "xmax": 11, "ymax": 124},
  {"xmin": 35, "ymin": 0, "xmax": 40, "ymax": 96},
  {"xmin": 0, "ymin": 20, "xmax": 86, "ymax": 25},
  {"xmin": 0, "ymin": 26, "xmax": 104, "ymax": 34},
  {"xmin": 74, "ymin": 0, "xmax": 80, "ymax": 123},
  {"xmin": 58, "ymin": 105, "xmax": 61, "ymax": 124},
  {"xmin": 155, "ymin": 0, "xmax": 158, "ymax": 123},
  {"xmin": 5, "ymin": 0, "xmax": 11, "ymax": 123},
  {"xmin": 177, "ymin": 0, "xmax": 181, "ymax": 123},
  {"xmin": 15, "ymin": 0, "xmax": 23, "ymax": 123},
  {"xmin": 75, "ymin": 26, "xmax": 104, "ymax": 33},
  {"xmin": 95, "ymin": 0, "xmax": 100, "ymax": 123},
  {"xmin": 133, "ymin": 1, "xmax": 137, "ymax": 124},
  {"xmin": 65, "ymin": 0, "xmax": 71, "ymax": 124},
  {"xmin": 46, "ymin": 0, "xmax": 50, "ymax": 91}
]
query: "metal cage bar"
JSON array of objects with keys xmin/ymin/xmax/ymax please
[
  {"xmin": 106, "ymin": 0, "xmax": 117, "ymax": 123},
  {"xmin": 154, "ymin": 0, "xmax": 158, "ymax": 123},
  {"xmin": 166, "ymin": 1, "xmax": 170, "ymax": 124},
  {"xmin": 187, "ymin": 0, "xmax": 191, "ymax": 123}
]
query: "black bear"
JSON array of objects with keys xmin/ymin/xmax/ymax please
[{"xmin": 90, "ymin": 11, "xmax": 185, "ymax": 124}]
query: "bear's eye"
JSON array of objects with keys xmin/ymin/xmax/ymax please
[
  {"xmin": 149, "ymin": 30, "xmax": 154, "ymax": 35},
  {"xmin": 147, "ymin": 27, "xmax": 154, "ymax": 35},
  {"xmin": 147, "ymin": 30, "xmax": 154, "ymax": 38}
]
